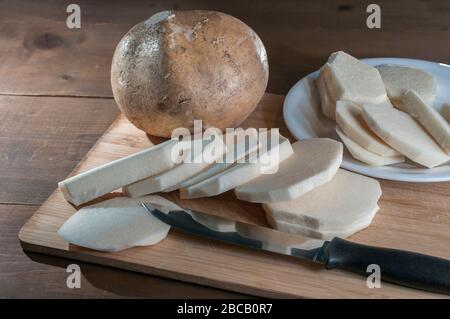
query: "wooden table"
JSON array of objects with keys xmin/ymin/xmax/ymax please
[{"xmin": 1, "ymin": 0, "xmax": 449, "ymax": 298}]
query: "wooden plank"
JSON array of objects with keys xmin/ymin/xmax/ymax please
[
  {"xmin": 19, "ymin": 93, "xmax": 450, "ymax": 298},
  {"xmin": 0, "ymin": 95, "xmax": 119, "ymax": 205},
  {"xmin": 1, "ymin": 0, "xmax": 449, "ymax": 97},
  {"xmin": 0, "ymin": 204, "xmax": 246, "ymax": 298}
]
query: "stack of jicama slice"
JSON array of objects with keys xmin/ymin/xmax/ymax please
[
  {"xmin": 316, "ymin": 51, "xmax": 450, "ymax": 168},
  {"xmin": 57, "ymin": 128, "xmax": 384, "ymax": 251},
  {"xmin": 335, "ymin": 100, "xmax": 405, "ymax": 166},
  {"xmin": 263, "ymin": 170, "xmax": 381, "ymax": 240},
  {"xmin": 233, "ymin": 138, "xmax": 382, "ymax": 240}
]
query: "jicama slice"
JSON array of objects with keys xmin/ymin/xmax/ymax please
[
  {"xmin": 58, "ymin": 195, "xmax": 178, "ymax": 252},
  {"xmin": 266, "ymin": 205, "xmax": 379, "ymax": 240},
  {"xmin": 362, "ymin": 103, "xmax": 450, "ymax": 168},
  {"xmin": 336, "ymin": 127, "xmax": 404, "ymax": 166},
  {"xmin": 335, "ymin": 100, "xmax": 400, "ymax": 156},
  {"xmin": 123, "ymin": 137, "xmax": 226, "ymax": 197},
  {"xmin": 177, "ymin": 163, "xmax": 234, "ymax": 190},
  {"xmin": 262, "ymin": 169, "xmax": 381, "ymax": 231},
  {"xmin": 172, "ymin": 129, "xmax": 261, "ymax": 190},
  {"xmin": 402, "ymin": 90, "xmax": 450, "ymax": 155},
  {"xmin": 179, "ymin": 133, "xmax": 293, "ymax": 199},
  {"xmin": 316, "ymin": 65, "xmax": 336, "ymax": 120},
  {"xmin": 58, "ymin": 139, "xmax": 180, "ymax": 205},
  {"xmin": 324, "ymin": 51, "xmax": 388, "ymax": 106},
  {"xmin": 234, "ymin": 138, "xmax": 342, "ymax": 203},
  {"xmin": 376, "ymin": 64, "xmax": 436, "ymax": 110}
]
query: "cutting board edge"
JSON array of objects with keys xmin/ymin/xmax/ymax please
[{"xmin": 18, "ymin": 236, "xmax": 299, "ymax": 299}]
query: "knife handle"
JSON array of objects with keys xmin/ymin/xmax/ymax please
[{"xmin": 324, "ymin": 237, "xmax": 450, "ymax": 295}]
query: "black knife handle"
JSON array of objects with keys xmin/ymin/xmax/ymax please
[{"xmin": 324, "ymin": 238, "xmax": 450, "ymax": 295}]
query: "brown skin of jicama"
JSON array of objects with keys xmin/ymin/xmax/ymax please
[{"xmin": 111, "ymin": 10, "xmax": 269, "ymax": 138}]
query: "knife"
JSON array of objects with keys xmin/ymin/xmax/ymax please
[{"xmin": 141, "ymin": 202, "xmax": 450, "ymax": 295}]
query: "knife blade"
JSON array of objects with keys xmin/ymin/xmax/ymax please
[{"xmin": 141, "ymin": 202, "xmax": 450, "ymax": 295}]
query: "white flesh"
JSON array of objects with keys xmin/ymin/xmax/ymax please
[
  {"xmin": 362, "ymin": 103, "xmax": 450, "ymax": 168},
  {"xmin": 324, "ymin": 51, "xmax": 388, "ymax": 105},
  {"xmin": 336, "ymin": 127, "xmax": 405, "ymax": 166},
  {"xmin": 266, "ymin": 205, "xmax": 379, "ymax": 240},
  {"xmin": 376, "ymin": 64, "xmax": 436, "ymax": 110},
  {"xmin": 402, "ymin": 90, "xmax": 450, "ymax": 155},
  {"xmin": 317, "ymin": 65, "xmax": 336, "ymax": 120},
  {"xmin": 335, "ymin": 100, "xmax": 400, "ymax": 156},
  {"xmin": 234, "ymin": 138, "xmax": 342, "ymax": 203},
  {"xmin": 123, "ymin": 137, "xmax": 226, "ymax": 197},
  {"xmin": 57, "ymin": 196, "xmax": 178, "ymax": 252},
  {"xmin": 179, "ymin": 134, "xmax": 294, "ymax": 199},
  {"xmin": 58, "ymin": 139, "xmax": 179, "ymax": 205},
  {"xmin": 173, "ymin": 130, "xmax": 261, "ymax": 190},
  {"xmin": 262, "ymin": 169, "xmax": 381, "ymax": 230}
]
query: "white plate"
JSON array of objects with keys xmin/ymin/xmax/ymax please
[{"xmin": 283, "ymin": 57, "xmax": 450, "ymax": 182}]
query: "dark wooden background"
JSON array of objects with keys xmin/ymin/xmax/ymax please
[{"xmin": 0, "ymin": 0, "xmax": 449, "ymax": 298}]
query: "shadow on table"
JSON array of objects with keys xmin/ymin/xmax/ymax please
[{"xmin": 24, "ymin": 251, "xmax": 249, "ymax": 299}]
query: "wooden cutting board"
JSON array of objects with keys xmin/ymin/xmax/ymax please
[{"xmin": 19, "ymin": 93, "xmax": 450, "ymax": 298}]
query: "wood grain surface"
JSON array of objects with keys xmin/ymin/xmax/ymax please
[
  {"xmin": 19, "ymin": 94, "xmax": 450, "ymax": 298},
  {"xmin": 0, "ymin": 95, "xmax": 118, "ymax": 205},
  {"xmin": 2, "ymin": 0, "xmax": 449, "ymax": 298},
  {"xmin": 1, "ymin": 0, "xmax": 449, "ymax": 96}
]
